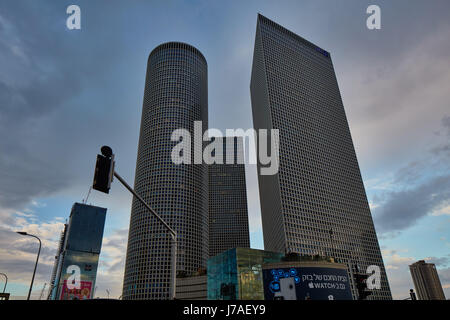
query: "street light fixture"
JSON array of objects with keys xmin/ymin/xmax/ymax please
[{"xmin": 16, "ymin": 231, "xmax": 42, "ymax": 300}]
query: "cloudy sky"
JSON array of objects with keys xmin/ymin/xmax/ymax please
[{"xmin": 0, "ymin": 0, "xmax": 449, "ymax": 300}]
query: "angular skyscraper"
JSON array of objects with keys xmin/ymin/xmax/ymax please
[
  {"xmin": 48, "ymin": 203, "xmax": 106, "ymax": 300},
  {"xmin": 250, "ymin": 14, "xmax": 391, "ymax": 299},
  {"xmin": 209, "ymin": 136, "xmax": 250, "ymax": 257},
  {"xmin": 123, "ymin": 42, "xmax": 208, "ymax": 300}
]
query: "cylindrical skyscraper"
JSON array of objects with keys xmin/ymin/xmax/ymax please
[{"xmin": 122, "ymin": 42, "xmax": 208, "ymax": 300}]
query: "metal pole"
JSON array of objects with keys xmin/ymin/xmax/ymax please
[
  {"xmin": 0, "ymin": 273, "xmax": 7, "ymax": 293},
  {"xmin": 113, "ymin": 171, "xmax": 176, "ymax": 236},
  {"xmin": 26, "ymin": 234, "xmax": 41, "ymax": 300},
  {"xmin": 113, "ymin": 171, "xmax": 177, "ymax": 299}
]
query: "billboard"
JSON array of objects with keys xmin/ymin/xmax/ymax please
[
  {"xmin": 263, "ymin": 266, "xmax": 353, "ymax": 300},
  {"xmin": 60, "ymin": 280, "xmax": 93, "ymax": 300},
  {"xmin": 57, "ymin": 250, "xmax": 100, "ymax": 300}
]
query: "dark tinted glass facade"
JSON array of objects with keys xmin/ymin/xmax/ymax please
[
  {"xmin": 209, "ymin": 136, "xmax": 250, "ymax": 257},
  {"xmin": 123, "ymin": 42, "xmax": 208, "ymax": 300},
  {"xmin": 49, "ymin": 203, "xmax": 106, "ymax": 300},
  {"xmin": 64, "ymin": 203, "xmax": 107, "ymax": 253},
  {"xmin": 250, "ymin": 14, "xmax": 391, "ymax": 299}
]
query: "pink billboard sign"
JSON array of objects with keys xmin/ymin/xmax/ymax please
[{"xmin": 60, "ymin": 280, "xmax": 93, "ymax": 300}]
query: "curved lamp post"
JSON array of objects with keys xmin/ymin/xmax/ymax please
[
  {"xmin": 17, "ymin": 231, "xmax": 41, "ymax": 300},
  {"xmin": 0, "ymin": 272, "xmax": 7, "ymax": 293}
]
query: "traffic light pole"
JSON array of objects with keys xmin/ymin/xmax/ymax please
[{"xmin": 113, "ymin": 171, "xmax": 177, "ymax": 300}]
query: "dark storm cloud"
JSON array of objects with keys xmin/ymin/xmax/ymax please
[
  {"xmin": 426, "ymin": 255, "xmax": 450, "ymax": 268},
  {"xmin": 0, "ymin": 257, "xmax": 52, "ymax": 278},
  {"xmin": 10, "ymin": 238, "xmax": 56, "ymax": 259},
  {"xmin": 429, "ymin": 123, "xmax": 450, "ymax": 191},
  {"xmin": 0, "ymin": 3, "xmax": 82, "ymax": 209},
  {"xmin": 373, "ymin": 114, "xmax": 450, "ymax": 234},
  {"xmin": 0, "ymin": 142, "xmax": 69, "ymax": 208},
  {"xmin": 0, "ymin": 224, "xmax": 59, "ymax": 257},
  {"xmin": 0, "ymin": 3, "xmax": 83, "ymax": 122},
  {"xmin": 431, "ymin": 115, "xmax": 450, "ymax": 156},
  {"xmin": 393, "ymin": 160, "xmax": 427, "ymax": 185},
  {"xmin": 443, "ymin": 116, "xmax": 450, "ymax": 130},
  {"xmin": 0, "ymin": 74, "xmax": 82, "ymax": 124},
  {"xmin": 373, "ymin": 174, "xmax": 450, "ymax": 233},
  {"xmin": 0, "ymin": 1, "xmax": 136, "ymax": 210},
  {"xmin": 395, "ymin": 115, "xmax": 450, "ymax": 181}
]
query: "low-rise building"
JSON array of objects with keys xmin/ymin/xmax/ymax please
[
  {"xmin": 207, "ymin": 248, "xmax": 352, "ymax": 300},
  {"xmin": 176, "ymin": 274, "xmax": 208, "ymax": 300}
]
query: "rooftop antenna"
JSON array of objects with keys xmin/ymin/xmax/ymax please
[{"xmin": 82, "ymin": 186, "xmax": 92, "ymax": 204}]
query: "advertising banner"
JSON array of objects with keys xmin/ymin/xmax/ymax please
[
  {"xmin": 57, "ymin": 250, "xmax": 100, "ymax": 300},
  {"xmin": 263, "ymin": 266, "xmax": 353, "ymax": 300},
  {"xmin": 60, "ymin": 280, "xmax": 93, "ymax": 300}
]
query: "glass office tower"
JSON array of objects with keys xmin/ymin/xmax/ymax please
[
  {"xmin": 49, "ymin": 203, "xmax": 106, "ymax": 300},
  {"xmin": 122, "ymin": 42, "xmax": 208, "ymax": 300},
  {"xmin": 250, "ymin": 14, "xmax": 391, "ymax": 299},
  {"xmin": 209, "ymin": 136, "xmax": 250, "ymax": 257}
]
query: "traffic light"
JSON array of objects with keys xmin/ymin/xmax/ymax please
[
  {"xmin": 354, "ymin": 272, "xmax": 372, "ymax": 300},
  {"xmin": 93, "ymin": 146, "xmax": 114, "ymax": 194}
]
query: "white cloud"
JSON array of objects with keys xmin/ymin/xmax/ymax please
[
  {"xmin": 381, "ymin": 250, "xmax": 416, "ymax": 299},
  {"xmin": 94, "ymin": 229, "xmax": 128, "ymax": 299},
  {"xmin": 0, "ymin": 205, "xmax": 65, "ymax": 299},
  {"xmin": 431, "ymin": 203, "xmax": 450, "ymax": 216}
]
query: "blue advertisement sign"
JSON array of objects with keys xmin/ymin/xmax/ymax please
[{"xmin": 263, "ymin": 266, "xmax": 353, "ymax": 300}]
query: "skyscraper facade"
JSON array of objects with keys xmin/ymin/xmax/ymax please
[
  {"xmin": 250, "ymin": 14, "xmax": 391, "ymax": 299},
  {"xmin": 409, "ymin": 260, "xmax": 446, "ymax": 300},
  {"xmin": 48, "ymin": 203, "xmax": 106, "ymax": 300},
  {"xmin": 122, "ymin": 42, "xmax": 209, "ymax": 300},
  {"xmin": 209, "ymin": 136, "xmax": 250, "ymax": 257},
  {"xmin": 48, "ymin": 223, "xmax": 67, "ymax": 299}
]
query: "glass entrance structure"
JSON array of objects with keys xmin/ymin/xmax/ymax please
[{"xmin": 207, "ymin": 248, "xmax": 283, "ymax": 300}]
